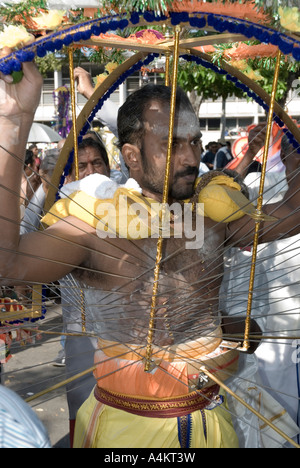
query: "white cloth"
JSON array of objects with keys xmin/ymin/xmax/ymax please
[
  {"xmin": 20, "ymin": 184, "xmax": 46, "ymax": 235},
  {"xmin": 227, "ymin": 354, "xmax": 300, "ymax": 448},
  {"xmin": 266, "ymin": 149, "xmax": 286, "ymax": 174},
  {"xmin": 198, "ymin": 161, "xmax": 210, "ymax": 177},
  {"xmin": 59, "ymin": 174, "xmax": 141, "ymax": 200},
  {"xmin": 0, "ymin": 385, "xmax": 51, "ymax": 448},
  {"xmin": 96, "ymin": 98, "xmax": 129, "ymax": 183}
]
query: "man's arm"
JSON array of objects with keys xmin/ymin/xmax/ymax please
[
  {"xmin": 227, "ymin": 141, "xmax": 300, "ymax": 246},
  {"xmin": 233, "ymin": 123, "xmax": 267, "ymax": 178},
  {"xmin": 0, "ymin": 62, "xmax": 88, "ymax": 285},
  {"xmin": 74, "ymin": 67, "xmax": 118, "ymax": 136},
  {"xmin": 0, "ymin": 61, "xmax": 42, "ymax": 257}
]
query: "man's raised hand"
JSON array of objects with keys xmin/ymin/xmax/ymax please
[{"xmin": 0, "ymin": 59, "xmax": 43, "ymax": 118}]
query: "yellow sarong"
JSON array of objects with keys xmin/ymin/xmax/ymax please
[{"xmin": 74, "ymin": 388, "xmax": 238, "ymax": 448}]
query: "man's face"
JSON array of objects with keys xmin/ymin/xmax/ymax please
[
  {"xmin": 138, "ymin": 100, "xmax": 201, "ymax": 201},
  {"xmin": 69, "ymin": 146, "xmax": 110, "ymax": 181},
  {"xmin": 210, "ymin": 143, "xmax": 219, "ymax": 154}
]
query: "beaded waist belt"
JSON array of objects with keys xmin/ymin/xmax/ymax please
[{"xmin": 94, "ymin": 384, "xmax": 220, "ymax": 418}]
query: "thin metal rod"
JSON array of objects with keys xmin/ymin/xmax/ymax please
[
  {"xmin": 25, "ymin": 366, "xmax": 95, "ymax": 403},
  {"xmin": 241, "ymin": 49, "xmax": 282, "ymax": 351},
  {"xmin": 165, "ymin": 51, "xmax": 170, "ymax": 86},
  {"xmin": 144, "ymin": 25, "xmax": 181, "ymax": 371}
]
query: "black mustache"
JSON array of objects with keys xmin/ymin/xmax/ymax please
[{"xmin": 175, "ymin": 167, "xmax": 198, "ymax": 178}]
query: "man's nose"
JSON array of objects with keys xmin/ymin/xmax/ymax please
[
  {"xmin": 85, "ymin": 163, "xmax": 95, "ymax": 175},
  {"xmin": 179, "ymin": 143, "xmax": 199, "ymax": 167}
]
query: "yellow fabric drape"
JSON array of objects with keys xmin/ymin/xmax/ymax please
[
  {"xmin": 42, "ymin": 175, "xmax": 273, "ymax": 233},
  {"xmin": 74, "ymin": 388, "xmax": 239, "ymax": 448}
]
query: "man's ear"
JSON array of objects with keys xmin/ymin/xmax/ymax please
[{"xmin": 121, "ymin": 143, "xmax": 142, "ymax": 171}]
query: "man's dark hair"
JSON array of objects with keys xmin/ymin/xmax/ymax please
[
  {"xmin": 116, "ymin": 84, "xmax": 195, "ymax": 150},
  {"xmin": 24, "ymin": 149, "xmax": 34, "ymax": 169},
  {"xmin": 78, "ymin": 137, "xmax": 109, "ymax": 167}
]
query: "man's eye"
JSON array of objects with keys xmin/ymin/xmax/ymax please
[{"xmin": 191, "ymin": 138, "xmax": 201, "ymax": 146}]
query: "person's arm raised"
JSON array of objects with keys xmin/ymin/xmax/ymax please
[
  {"xmin": 74, "ymin": 66, "xmax": 118, "ymax": 136},
  {"xmin": 0, "ymin": 61, "xmax": 88, "ymax": 285},
  {"xmin": 0, "ymin": 60, "xmax": 42, "ymax": 255},
  {"xmin": 74, "ymin": 66, "xmax": 94, "ymax": 99},
  {"xmin": 233, "ymin": 123, "xmax": 266, "ymax": 178}
]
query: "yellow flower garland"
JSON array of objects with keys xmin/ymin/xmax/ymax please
[
  {"xmin": 30, "ymin": 10, "xmax": 66, "ymax": 30},
  {"xmin": 279, "ymin": 6, "xmax": 300, "ymax": 33},
  {"xmin": 0, "ymin": 25, "xmax": 34, "ymax": 50}
]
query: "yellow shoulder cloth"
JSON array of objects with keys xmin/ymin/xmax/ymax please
[
  {"xmin": 42, "ymin": 174, "xmax": 276, "ymax": 233},
  {"xmin": 195, "ymin": 174, "xmax": 254, "ymax": 223}
]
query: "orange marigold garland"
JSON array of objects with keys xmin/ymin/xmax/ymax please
[{"xmin": 171, "ymin": 0, "xmax": 271, "ymax": 23}]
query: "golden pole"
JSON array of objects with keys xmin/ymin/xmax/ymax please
[
  {"xmin": 68, "ymin": 46, "xmax": 79, "ymax": 181},
  {"xmin": 68, "ymin": 46, "xmax": 86, "ymax": 331},
  {"xmin": 200, "ymin": 365, "xmax": 300, "ymax": 449},
  {"xmin": 241, "ymin": 49, "xmax": 282, "ymax": 352},
  {"xmin": 165, "ymin": 51, "xmax": 170, "ymax": 86},
  {"xmin": 144, "ymin": 25, "xmax": 181, "ymax": 372}
]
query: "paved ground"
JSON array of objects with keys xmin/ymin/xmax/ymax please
[{"xmin": 2, "ymin": 303, "xmax": 71, "ymax": 448}]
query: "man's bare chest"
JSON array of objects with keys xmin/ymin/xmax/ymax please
[{"xmin": 76, "ymin": 220, "xmax": 226, "ymax": 293}]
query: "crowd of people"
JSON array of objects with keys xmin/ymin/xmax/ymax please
[
  {"xmin": 201, "ymin": 139, "xmax": 234, "ymax": 170},
  {"xmin": 0, "ymin": 59, "xmax": 300, "ymax": 450}
]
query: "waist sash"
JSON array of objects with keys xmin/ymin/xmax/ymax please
[
  {"xmin": 93, "ymin": 333, "xmax": 239, "ymax": 417},
  {"xmin": 94, "ymin": 384, "xmax": 221, "ymax": 418}
]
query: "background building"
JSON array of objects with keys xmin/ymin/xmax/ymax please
[{"xmin": 34, "ymin": 65, "xmax": 300, "ymax": 149}]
